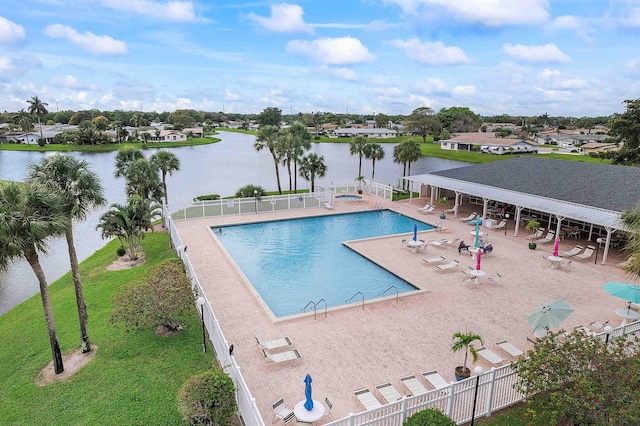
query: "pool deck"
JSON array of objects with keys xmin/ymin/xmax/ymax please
[{"xmin": 173, "ymin": 194, "xmax": 630, "ymax": 423}]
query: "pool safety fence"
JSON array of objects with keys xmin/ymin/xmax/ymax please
[{"xmin": 164, "ymin": 205, "xmax": 640, "ymax": 426}]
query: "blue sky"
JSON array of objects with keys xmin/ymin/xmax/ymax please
[{"xmin": 1, "ymin": 0, "xmax": 640, "ymax": 117}]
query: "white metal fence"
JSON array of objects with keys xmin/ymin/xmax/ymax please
[{"xmin": 163, "ymin": 204, "xmax": 640, "ymax": 425}]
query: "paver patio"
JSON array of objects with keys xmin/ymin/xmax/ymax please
[{"xmin": 173, "ymin": 194, "xmax": 631, "ymax": 424}]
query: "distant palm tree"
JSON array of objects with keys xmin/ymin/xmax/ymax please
[
  {"xmin": 363, "ymin": 143, "xmax": 385, "ymax": 179},
  {"xmin": 393, "ymin": 140, "xmax": 421, "ymax": 188},
  {"xmin": 0, "ymin": 181, "xmax": 67, "ymax": 374},
  {"xmin": 28, "ymin": 154, "xmax": 106, "ymax": 353},
  {"xmin": 299, "ymin": 153, "xmax": 327, "ymax": 192},
  {"xmin": 254, "ymin": 125, "xmax": 283, "ymax": 194},
  {"xmin": 150, "ymin": 150, "xmax": 180, "ymax": 207},
  {"xmin": 286, "ymin": 123, "xmax": 311, "ymax": 192},
  {"xmin": 27, "ymin": 96, "xmax": 49, "ymax": 142},
  {"xmin": 125, "ymin": 158, "xmax": 163, "ymax": 202},
  {"xmin": 349, "ymin": 136, "xmax": 369, "ymax": 179},
  {"xmin": 13, "ymin": 109, "xmax": 33, "ymax": 144}
]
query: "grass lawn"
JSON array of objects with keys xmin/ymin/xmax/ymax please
[
  {"xmin": 0, "ymin": 136, "xmax": 220, "ymax": 152},
  {"xmin": 0, "ymin": 232, "xmax": 215, "ymax": 425}
]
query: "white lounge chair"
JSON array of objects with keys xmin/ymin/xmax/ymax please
[
  {"xmin": 561, "ymin": 245, "xmax": 583, "ymax": 257},
  {"xmin": 496, "ymin": 340, "xmax": 524, "ymax": 357},
  {"xmin": 477, "ymin": 346, "xmax": 504, "ymax": 365},
  {"xmin": 272, "ymin": 398, "xmax": 295, "ymax": 424},
  {"xmin": 527, "ymin": 227, "xmax": 545, "ymax": 240},
  {"xmin": 400, "ymin": 375, "xmax": 428, "ymax": 396},
  {"xmin": 375, "ymin": 382, "xmax": 403, "ymax": 403},
  {"xmin": 423, "ymin": 256, "xmax": 446, "ymax": 264},
  {"xmin": 487, "ymin": 272, "xmax": 502, "ymax": 283},
  {"xmin": 423, "ymin": 371, "xmax": 449, "ymax": 389},
  {"xmin": 458, "ymin": 212, "xmax": 477, "ymax": 222},
  {"xmin": 491, "ymin": 220, "xmax": 507, "ymax": 230},
  {"xmin": 537, "ymin": 230, "xmax": 556, "ymax": 244},
  {"xmin": 588, "ymin": 320, "xmax": 609, "ymax": 332},
  {"xmin": 434, "ymin": 260, "xmax": 459, "ymax": 271},
  {"xmin": 262, "ymin": 348, "xmax": 301, "ymax": 363},
  {"xmin": 428, "ymin": 239, "xmax": 446, "ymax": 247},
  {"xmin": 417, "ymin": 203, "xmax": 435, "ymax": 213},
  {"xmin": 354, "ymin": 388, "xmax": 382, "ymax": 410},
  {"xmin": 256, "ymin": 336, "xmax": 292, "ymax": 350},
  {"xmin": 575, "ymin": 245, "xmax": 595, "ymax": 261}
]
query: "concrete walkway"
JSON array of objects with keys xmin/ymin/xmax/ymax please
[{"xmin": 174, "ymin": 195, "xmax": 630, "ymax": 424}]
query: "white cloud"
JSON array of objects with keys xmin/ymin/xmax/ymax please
[
  {"xmin": 0, "ymin": 54, "xmax": 40, "ymax": 80},
  {"xmin": 224, "ymin": 88, "xmax": 240, "ymax": 100},
  {"xmin": 452, "ymin": 85, "xmax": 476, "ymax": 96},
  {"xmin": 539, "ymin": 69, "xmax": 587, "ymax": 90},
  {"xmin": 626, "ymin": 58, "xmax": 640, "ymax": 74},
  {"xmin": 49, "ymin": 74, "xmax": 99, "ymax": 91},
  {"xmin": 43, "ymin": 24, "xmax": 128, "ymax": 54},
  {"xmin": 606, "ymin": 1, "xmax": 640, "ymax": 28},
  {"xmin": 286, "ymin": 37, "xmax": 374, "ymax": 65},
  {"xmin": 389, "ymin": 38, "xmax": 469, "ymax": 65},
  {"xmin": 100, "ymin": 0, "xmax": 198, "ymax": 22},
  {"xmin": 547, "ymin": 15, "xmax": 594, "ymax": 43},
  {"xmin": 0, "ymin": 16, "xmax": 25, "ymax": 44},
  {"xmin": 321, "ymin": 66, "xmax": 358, "ymax": 81},
  {"xmin": 247, "ymin": 3, "xmax": 313, "ymax": 33},
  {"xmin": 415, "ymin": 77, "xmax": 449, "ymax": 94},
  {"xmin": 503, "ymin": 43, "xmax": 570, "ymax": 63},
  {"xmin": 383, "ymin": 0, "xmax": 549, "ymax": 26}
]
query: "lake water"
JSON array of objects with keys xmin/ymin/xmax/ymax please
[{"xmin": 0, "ymin": 131, "xmax": 467, "ymax": 315}]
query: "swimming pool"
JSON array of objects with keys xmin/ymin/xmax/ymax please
[{"xmin": 214, "ymin": 210, "xmax": 434, "ymax": 318}]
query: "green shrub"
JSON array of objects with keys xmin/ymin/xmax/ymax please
[
  {"xmin": 195, "ymin": 194, "xmax": 221, "ymax": 201},
  {"xmin": 37, "ymin": 137, "xmax": 46, "ymax": 147},
  {"xmin": 178, "ymin": 370, "xmax": 237, "ymax": 425},
  {"xmin": 116, "ymin": 246, "xmax": 127, "ymax": 257},
  {"xmin": 404, "ymin": 408, "xmax": 456, "ymax": 426}
]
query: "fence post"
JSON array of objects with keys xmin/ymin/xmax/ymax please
[
  {"xmin": 484, "ymin": 368, "xmax": 496, "ymax": 417},
  {"xmin": 401, "ymin": 397, "xmax": 408, "ymax": 423},
  {"xmin": 445, "ymin": 382, "xmax": 455, "ymax": 418}
]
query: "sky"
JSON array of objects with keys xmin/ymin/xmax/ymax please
[{"xmin": 1, "ymin": 0, "xmax": 640, "ymax": 117}]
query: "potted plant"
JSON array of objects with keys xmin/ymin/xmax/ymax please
[
  {"xmin": 525, "ymin": 219, "xmax": 541, "ymax": 250},
  {"xmin": 355, "ymin": 176, "xmax": 364, "ymax": 194},
  {"xmin": 452, "ymin": 331, "xmax": 483, "ymax": 381},
  {"xmin": 438, "ymin": 197, "xmax": 449, "ymax": 220}
]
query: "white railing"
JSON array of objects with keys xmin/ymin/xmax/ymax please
[
  {"xmin": 163, "ymin": 204, "xmax": 640, "ymax": 426},
  {"xmin": 164, "ymin": 206, "xmax": 265, "ymax": 426}
]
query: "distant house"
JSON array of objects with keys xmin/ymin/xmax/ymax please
[
  {"xmin": 441, "ymin": 132, "xmax": 539, "ymax": 154},
  {"xmin": 331, "ymin": 128, "xmax": 397, "ymax": 138},
  {"xmin": 535, "ymin": 132, "xmax": 609, "ymax": 147},
  {"xmin": 580, "ymin": 142, "xmax": 620, "ymax": 156},
  {"xmin": 182, "ymin": 127, "xmax": 204, "ymax": 138},
  {"xmin": 141, "ymin": 129, "xmax": 187, "ymax": 142}
]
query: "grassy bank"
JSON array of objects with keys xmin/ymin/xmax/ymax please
[
  {"xmin": 0, "ymin": 233, "xmax": 213, "ymax": 425},
  {"xmin": 0, "ymin": 136, "xmax": 220, "ymax": 152}
]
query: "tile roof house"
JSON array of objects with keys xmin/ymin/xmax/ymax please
[
  {"xmin": 331, "ymin": 128, "xmax": 397, "ymax": 138},
  {"xmin": 441, "ymin": 132, "xmax": 539, "ymax": 154}
]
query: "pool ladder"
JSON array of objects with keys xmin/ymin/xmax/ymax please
[
  {"xmin": 375, "ymin": 202, "xmax": 383, "ymax": 210},
  {"xmin": 347, "ymin": 291, "xmax": 365, "ymax": 310},
  {"xmin": 302, "ymin": 299, "xmax": 327, "ymax": 319},
  {"xmin": 381, "ymin": 285, "xmax": 399, "ymax": 303}
]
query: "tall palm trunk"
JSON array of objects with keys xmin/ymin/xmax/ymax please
[
  {"xmin": 25, "ymin": 246, "xmax": 64, "ymax": 374},
  {"xmin": 372, "ymin": 159, "xmax": 377, "ymax": 179},
  {"xmin": 269, "ymin": 149, "xmax": 282, "ymax": 194},
  {"xmin": 66, "ymin": 222, "xmax": 91, "ymax": 353},
  {"xmin": 286, "ymin": 159, "xmax": 293, "ymax": 193},
  {"xmin": 161, "ymin": 173, "xmax": 169, "ymax": 206},
  {"xmin": 293, "ymin": 160, "xmax": 298, "ymax": 193}
]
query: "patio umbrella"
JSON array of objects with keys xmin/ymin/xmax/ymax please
[
  {"xmin": 413, "ymin": 224, "xmax": 417, "ymax": 241},
  {"xmin": 303, "ymin": 374, "xmax": 314, "ymax": 410},
  {"xmin": 476, "ymin": 248, "xmax": 482, "ymax": 270},
  {"xmin": 527, "ymin": 299, "xmax": 573, "ymax": 331},
  {"xmin": 474, "ymin": 220, "xmax": 480, "ymax": 247},
  {"xmin": 603, "ymin": 282, "xmax": 640, "ymax": 306},
  {"xmin": 552, "ymin": 237, "xmax": 560, "ymax": 257}
]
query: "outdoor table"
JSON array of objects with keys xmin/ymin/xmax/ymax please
[
  {"xmin": 294, "ymin": 400, "xmax": 325, "ymax": 423},
  {"xmin": 470, "ymin": 230, "xmax": 484, "ymax": 237},
  {"xmin": 467, "ymin": 269, "xmax": 485, "ymax": 285},
  {"xmin": 406, "ymin": 240, "xmax": 424, "ymax": 253},
  {"xmin": 533, "ymin": 329, "xmax": 548, "ymax": 339},
  {"xmin": 615, "ymin": 308, "xmax": 640, "ymax": 326},
  {"xmin": 547, "ymin": 256, "xmax": 563, "ymax": 269}
]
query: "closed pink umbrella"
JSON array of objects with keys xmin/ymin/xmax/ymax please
[
  {"xmin": 553, "ymin": 237, "xmax": 560, "ymax": 257},
  {"xmin": 476, "ymin": 248, "xmax": 482, "ymax": 270}
]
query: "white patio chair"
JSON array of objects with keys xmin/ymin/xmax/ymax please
[
  {"xmin": 477, "ymin": 346, "xmax": 504, "ymax": 365},
  {"xmin": 354, "ymin": 388, "xmax": 382, "ymax": 410},
  {"xmin": 458, "ymin": 212, "xmax": 477, "ymax": 222},
  {"xmin": 256, "ymin": 336, "xmax": 292, "ymax": 350},
  {"xmin": 491, "ymin": 220, "xmax": 507, "ymax": 230},
  {"xmin": 495, "ymin": 340, "xmax": 524, "ymax": 357},
  {"xmin": 423, "ymin": 256, "xmax": 446, "ymax": 264},
  {"xmin": 487, "ymin": 272, "xmax": 502, "ymax": 283},
  {"xmin": 272, "ymin": 398, "xmax": 295, "ymax": 424},
  {"xmin": 324, "ymin": 397, "xmax": 333, "ymax": 420},
  {"xmin": 561, "ymin": 245, "xmax": 583, "ymax": 257},
  {"xmin": 375, "ymin": 382, "xmax": 404, "ymax": 403},
  {"xmin": 400, "ymin": 375, "xmax": 428, "ymax": 396},
  {"xmin": 537, "ymin": 230, "xmax": 556, "ymax": 244},
  {"xmin": 262, "ymin": 349, "xmax": 301, "ymax": 363},
  {"xmin": 575, "ymin": 245, "xmax": 595, "ymax": 261},
  {"xmin": 423, "ymin": 371, "xmax": 449, "ymax": 389},
  {"xmin": 434, "ymin": 260, "xmax": 459, "ymax": 271}
]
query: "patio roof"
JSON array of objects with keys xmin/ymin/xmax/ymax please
[{"xmin": 404, "ymin": 157, "xmax": 639, "ymax": 230}]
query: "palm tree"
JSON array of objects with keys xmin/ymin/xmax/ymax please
[
  {"xmin": 621, "ymin": 202, "xmax": 640, "ymax": 278},
  {"xmin": 27, "ymin": 96, "xmax": 49, "ymax": 143},
  {"xmin": 363, "ymin": 143, "xmax": 385, "ymax": 179},
  {"xmin": 299, "ymin": 153, "xmax": 327, "ymax": 192},
  {"xmin": 28, "ymin": 154, "xmax": 106, "ymax": 353},
  {"xmin": 0, "ymin": 181, "xmax": 67, "ymax": 373},
  {"xmin": 452, "ymin": 331, "xmax": 483, "ymax": 378},
  {"xmin": 150, "ymin": 150, "xmax": 180, "ymax": 207},
  {"xmin": 393, "ymin": 141, "xmax": 421, "ymax": 189},
  {"xmin": 254, "ymin": 125, "xmax": 283, "ymax": 194},
  {"xmin": 349, "ymin": 136, "xmax": 369, "ymax": 179},
  {"xmin": 286, "ymin": 123, "xmax": 311, "ymax": 192},
  {"xmin": 114, "ymin": 146, "xmax": 144, "ymax": 178},
  {"xmin": 13, "ymin": 109, "xmax": 33, "ymax": 144},
  {"xmin": 125, "ymin": 158, "xmax": 163, "ymax": 202},
  {"xmin": 97, "ymin": 195, "xmax": 159, "ymax": 260}
]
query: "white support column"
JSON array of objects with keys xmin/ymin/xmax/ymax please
[
  {"xmin": 514, "ymin": 206, "xmax": 524, "ymax": 236},
  {"xmin": 602, "ymin": 227, "xmax": 613, "ymax": 265},
  {"xmin": 454, "ymin": 191, "xmax": 461, "ymax": 217},
  {"xmin": 555, "ymin": 215, "xmax": 565, "ymax": 236},
  {"xmin": 482, "ymin": 198, "xmax": 489, "ymax": 222},
  {"xmin": 429, "ymin": 185, "xmax": 435, "ymax": 206}
]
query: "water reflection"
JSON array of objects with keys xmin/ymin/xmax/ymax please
[{"xmin": 0, "ymin": 131, "xmax": 467, "ymax": 315}]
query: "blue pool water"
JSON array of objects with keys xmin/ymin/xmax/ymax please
[{"xmin": 214, "ymin": 210, "xmax": 434, "ymax": 318}]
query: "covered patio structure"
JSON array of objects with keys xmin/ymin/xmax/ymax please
[{"xmin": 404, "ymin": 157, "xmax": 639, "ymax": 265}]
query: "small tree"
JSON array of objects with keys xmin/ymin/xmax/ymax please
[
  {"xmin": 235, "ymin": 184, "xmax": 266, "ymax": 198},
  {"xmin": 404, "ymin": 408, "xmax": 456, "ymax": 426},
  {"xmin": 109, "ymin": 259, "xmax": 196, "ymax": 332},
  {"xmin": 452, "ymin": 331, "xmax": 483, "ymax": 378},
  {"xmin": 512, "ymin": 329, "xmax": 640, "ymax": 425},
  {"xmin": 178, "ymin": 370, "xmax": 237, "ymax": 426}
]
